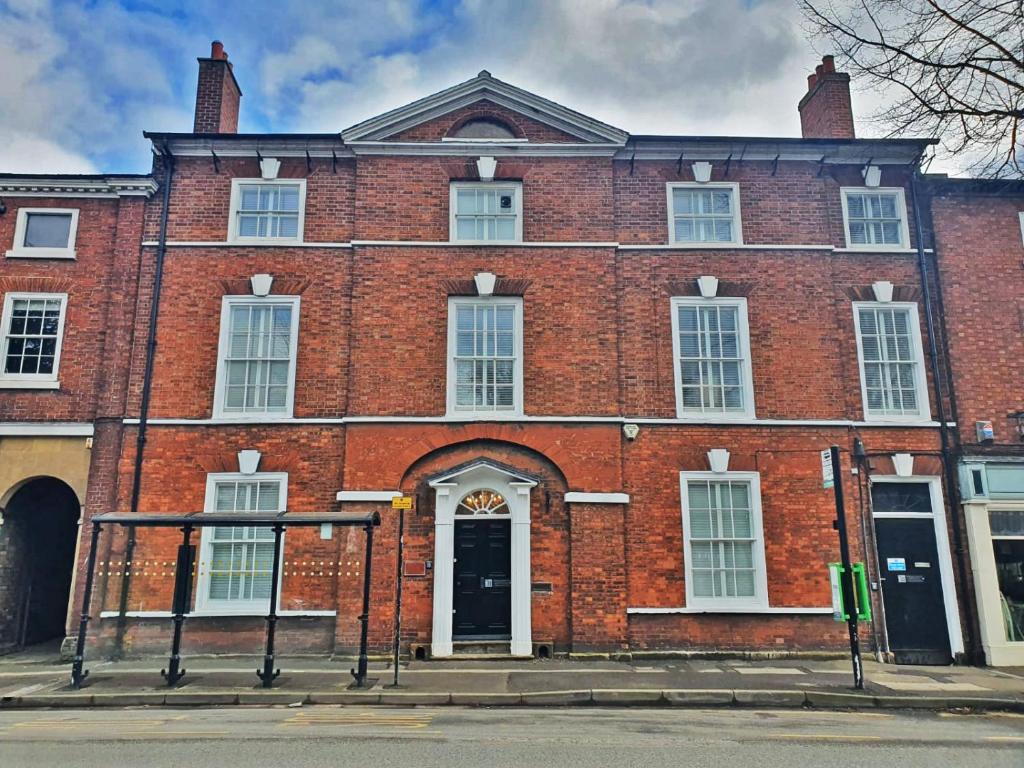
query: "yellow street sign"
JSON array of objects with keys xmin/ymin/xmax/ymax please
[{"xmin": 391, "ymin": 496, "xmax": 413, "ymax": 510}]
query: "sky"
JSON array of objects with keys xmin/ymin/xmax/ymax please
[{"xmin": 0, "ymin": 0, "xmax": 905, "ymax": 175}]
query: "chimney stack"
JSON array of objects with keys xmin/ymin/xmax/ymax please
[
  {"xmin": 193, "ymin": 40, "xmax": 242, "ymax": 134},
  {"xmin": 798, "ymin": 55, "xmax": 855, "ymax": 139}
]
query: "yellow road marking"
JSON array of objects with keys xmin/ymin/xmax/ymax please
[
  {"xmin": 763, "ymin": 733, "xmax": 883, "ymax": 742},
  {"xmin": 985, "ymin": 736, "xmax": 1024, "ymax": 743},
  {"xmin": 753, "ymin": 709, "xmax": 892, "ymax": 718}
]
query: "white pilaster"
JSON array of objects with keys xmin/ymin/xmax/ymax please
[
  {"xmin": 430, "ymin": 484, "xmax": 456, "ymax": 657},
  {"xmin": 510, "ymin": 481, "xmax": 534, "ymax": 656}
]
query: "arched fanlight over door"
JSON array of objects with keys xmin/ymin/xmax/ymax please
[{"xmin": 457, "ymin": 488, "xmax": 509, "ymax": 515}]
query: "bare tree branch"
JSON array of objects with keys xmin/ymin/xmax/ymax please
[{"xmin": 800, "ymin": 0, "xmax": 1024, "ymax": 178}]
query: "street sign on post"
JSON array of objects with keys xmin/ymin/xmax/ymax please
[
  {"xmin": 390, "ymin": 494, "xmax": 411, "ymax": 687},
  {"xmin": 827, "ymin": 445, "xmax": 864, "ymax": 690},
  {"xmin": 821, "ymin": 449, "xmax": 834, "ymax": 489}
]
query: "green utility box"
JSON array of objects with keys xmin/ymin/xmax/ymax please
[{"xmin": 828, "ymin": 562, "xmax": 872, "ymax": 622}]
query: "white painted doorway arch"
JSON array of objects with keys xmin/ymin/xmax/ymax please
[{"xmin": 429, "ymin": 461, "xmax": 536, "ymax": 657}]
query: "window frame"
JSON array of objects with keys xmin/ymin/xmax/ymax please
[
  {"xmin": 666, "ymin": 182, "xmax": 743, "ymax": 246},
  {"xmin": 446, "ymin": 295, "xmax": 524, "ymax": 418},
  {"xmin": 212, "ymin": 295, "xmax": 301, "ymax": 420},
  {"xmin": 680, "ymin": 470, "xmax": 769, "ymax": 610},
  {"xmin": 195, "ymin": 471, "xmax": 288, "ymax": 615},
  {"xmin": 449, "ymin": 181, "xmax": 524, "ymax": 244},
  {"xmin": 852, "ymin": 300, "xmax": 932, "ymax": 423},
  {"xmin": 670, "ymin": 296, "xmax": 756, "ymax": 420},
  {"xmin": 0, "ymin": 292, "xmax": 68, "ymax": 389},
  {"xmin": 227, "ymin": 178, "xmax": 307, "ymax": 244},
  {"xmin": 6, "ymin": 207, "xmax": 79, "ymax": 259},
  {"xmin": 840, "ymin": 187, "xmax": 911, "ymax": 250}
]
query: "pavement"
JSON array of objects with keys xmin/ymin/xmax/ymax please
[
  {"xmin": 5, "ymin": 706, "xmax": 1024, "ymax": 768},
  {"xmin": 2, "ymin": 645, "xmax": 1024, "ymax": 712}
]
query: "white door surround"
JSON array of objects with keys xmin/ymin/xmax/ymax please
[
  {"xmin": 870, "ymin": 475, "xmax": 965, "ymax": 657},
  {"xmin": 429, "ymin": 461, "xmax": 536, "ymax": 657}
]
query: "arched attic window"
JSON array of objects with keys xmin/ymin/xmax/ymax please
[{"xmin": 449, "ymin": 118, "xmax": 519, "ymax": 140}]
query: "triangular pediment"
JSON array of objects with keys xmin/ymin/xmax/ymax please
[
  {"xmin": 427, "ymin": 459, "xmax": 538, "ymax": 487},
  {"xmin": 342, "ymin": 71, "xmax": 628, "ymax": 145}
]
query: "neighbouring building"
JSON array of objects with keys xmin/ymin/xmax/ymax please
[
  {"xmin": 0, "ymin": 173, "xmax": 155, "ymax": 652},
  {"xmin": 1, "ymin": 47, "xmax": 979, "ymax": 666},
  {"xmin": 929, "ymin": 177, "xmax": 1024, "ymax": 666}
]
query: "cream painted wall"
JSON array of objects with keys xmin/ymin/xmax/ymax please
[{"xmin": 0, "ymin": 436, "xmax": 91, "ymax": 508}]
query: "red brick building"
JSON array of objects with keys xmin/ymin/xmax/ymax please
[
  {"xmin": 1, "ymin": 48, "xmax": 973, "ymax": 664},
  {"xmin": 928, "ymin": 177, "xmax": 1024, "ymax": 666},
  {"xmin": 0, "ymin": 173, "xmax": 155, "ymax": 652}
]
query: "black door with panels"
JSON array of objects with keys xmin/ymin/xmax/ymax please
[
  {"xmin": 872, "ymin": 483, "xmax": 952, "ymax": 665},
  {"xmin": 453, "ymin": 519, "xmax": 512, "ymax": 639}
]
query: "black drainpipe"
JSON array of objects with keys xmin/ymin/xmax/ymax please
[
  {"xmin": 114, "ymin": 142, "xmax": 175, "ymax": 655},
  {"xmin": 908, "ymin": 165, "xmax": 976, "ymax": 662}
]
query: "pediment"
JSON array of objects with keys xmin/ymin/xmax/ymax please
[
  {"xmin": 342, "ymin": 71, "xmax": 628, "ymax": 145},
  {"xmin": 427, "ymin": 459, "xmax": 539, "ymax": 487}
]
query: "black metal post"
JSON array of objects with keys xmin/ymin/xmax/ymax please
[
  {"xmin": 257, "ymin": 522, "xmax": 286, "ymax": 688},
  {"xmin": 391, "ymin": 505, "xmax": 406, "ymax": 687},
  {"xmin": 831, "ymin": 445, "xmax": 864, "ymax": 690},
  {"xmin": 161, "ymin": 523, "xmax": 194, "ymax": 686},
  {"xmin": 351, "ymin": 522, "xmax": 375, "ymax": 687},
  {"xmin": 70, "ymin": 522, "xmax": 102, "ymax": 689}
]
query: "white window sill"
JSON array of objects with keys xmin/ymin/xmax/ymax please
[
  {"xmin": 211, "ymin": 412, "xmax": 295, "ymax": 422},
  {"xmin": 627, "ymin": 606, "xmax": 831, "ymax": 615},
  {"xmin": 227, "ymin": 238, "xmax": 304, "ymax": 246},
  {"xmin": 666, "ymin": 241, "xmax": 744, "ymax": 248},
  {"xmin": 445, "ymin": 411, "xmax": 524, "ymax": 420},
  {"xmin": 0, "ymin": 379, "xmax": 60, "ymax": 390},
  {"xmin": 99, "ymin": 609, "xmax": 337, "ymax": 619},
  {"xmin": 862, "ymin": 413, "xmax": 932, "ymax": 425},
  {"xmin": 676, "ymin": 411, "xmax": 756, "ymax": 421},
  {"xmin": 835, "ymin": 246, "xmax": 914, "ymax": 254},
  {"xmin": 449, "ymin": 240, "xmax": 524, "ymax": 246},
  {"xmin": 5, "ymin": 248, "xmax": 76, "ymax": 259}
]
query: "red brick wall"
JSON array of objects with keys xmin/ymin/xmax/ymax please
[
  {"xmin": 932, "ymin": 192, "xmax": 1024, "ymax": 449},
  {"xmin": 354, "ymin": 156, "xmax": 613, "ymax": 241},
  {"xmin": 0, "ymin": 196, "xmax": 145, "ymax": 422},
  {"xmin": 616, "ymin": 160, "xmax": 914, "ymax": 246}
]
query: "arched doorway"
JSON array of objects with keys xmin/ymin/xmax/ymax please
[
  {"xmin": 429, "ymin": 461, "xmax": 536, "ymax": 657},
  {"xmin": 0, "ymin": 478, "xmax": 80, "ymax": 652}
]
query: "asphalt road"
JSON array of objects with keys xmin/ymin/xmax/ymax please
[{"xmin": 1, "ymin": 706, "xmax": 1022, "ymax": 767}]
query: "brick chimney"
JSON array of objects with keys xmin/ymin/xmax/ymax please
[
  {"xmin": 798, "ymin": 55, "xmax": 855, "ymax": 139},
  {"xmin": 193, "ymin": 40, "xmax": 242, "ymax": 134}
]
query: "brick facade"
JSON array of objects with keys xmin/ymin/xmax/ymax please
[{"xmin": 1, "ymin": 53, "xmax": 987, "ymax": 663}]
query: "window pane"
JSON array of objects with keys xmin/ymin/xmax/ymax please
[
  {"xmin": 451, "ymin": 301, "xmax": 518, "ymax": 412},
  {"xmin": 858, "ymin": 306, "xmax": 920, "ymax": 416},
  {"xmin": 686, "ymin": 480, "xmax": 759, "ymax": 603},
  {"xmin": 673, "ymin": 188, "xmax": 735, "ymax": 242},
  {"xmin": 206, "ymin": 479, "xmax": 282, "ymax": 605},
  {"xmin": 677, "ymin": 304, "xmax": 746, "ymax": 413},
  {"xmin": 221, "ymin": 303, "xmax": 295, "ymax": 414},
  {"xmin": 24, "ymin": 213, "xmax": 72, "ymax": 248}
]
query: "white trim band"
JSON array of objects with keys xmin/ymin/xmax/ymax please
[
  {"xmin": 336, "ymin": 490, "xmax": 402, "ymax": 502},
  {"xmin": 0, "ymin": 422, "xmax": 94, "ymax": 437},
  {"xmin": 627, "ymin": 606, "xmax": 833, "ymax": 615},
  {"xmin": 99, "ymin": 610, "xmax": 337, "ymax": 619},
  {"xmin": 564, "ymin": 492, "xmax": 630, "ymax": 504}
]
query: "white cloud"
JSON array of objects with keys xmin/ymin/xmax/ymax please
[{"xmin": 0, "ymin": 0, "xmax": 955, "ymax": 174}]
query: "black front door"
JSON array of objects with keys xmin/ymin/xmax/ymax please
[
  {"xmin": 453, "ymin": 519, "xmax": 511, "ymax": 639},
  {"xmin": 872, "ymin": 483, "xmax": 952, "ymax": 665}
]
